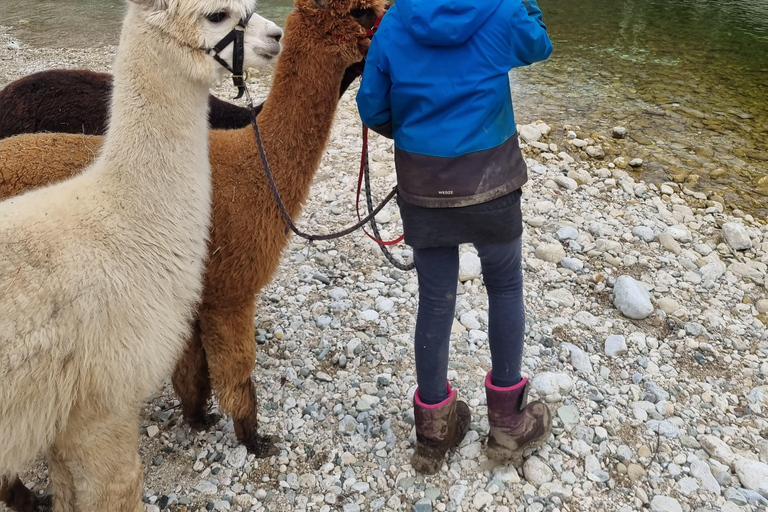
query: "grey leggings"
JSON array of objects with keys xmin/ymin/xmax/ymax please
[{"xmin": 413, "ymin": 237, "xmax": 525, "ymax": 404}]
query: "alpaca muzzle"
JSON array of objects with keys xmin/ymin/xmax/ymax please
[
  {"xmin": 357, "ymin": 11, "xmax": 383, "ymax": 56},
  {"xmin": 207, "ymin": 12, "xmax": 254, "ymax": 99}
]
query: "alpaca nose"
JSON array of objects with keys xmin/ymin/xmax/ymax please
[{"xmin": 270, "ymin": 28, "xmax": 283, "ymax": 43}]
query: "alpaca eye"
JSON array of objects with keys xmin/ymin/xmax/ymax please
[
  {"xmin": 206, "ymin": 11, "xmax": 228, "ymax": 23},
  {"xmin": 350, "ymin": 8, "xmax": 367, "ymax": 18}
]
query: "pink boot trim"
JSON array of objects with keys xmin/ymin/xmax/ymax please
[
  {"xmin": 485, "ymin": 372, "xmax": 527, "ymax": 392},
  {"xmin": 414, "ymin": 381, "xmax": 455, "ymax": 409}
]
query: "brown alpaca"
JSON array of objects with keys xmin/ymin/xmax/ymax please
[{"xmin": 0, "ymin": 0, "xmax": 385, "ymax": 468}]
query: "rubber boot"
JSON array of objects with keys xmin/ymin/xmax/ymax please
[
  {"xmin": 412, "ymin": 383, "xmax": 471, "ymax": 475},
  {"xmin": 485, "ymin": 373, "xmax": 552, "ymax": 465}
]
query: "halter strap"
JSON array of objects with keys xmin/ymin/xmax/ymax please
[{"xmin": 208, "ymin": 12, "xmax": 254, "ymax": 99}]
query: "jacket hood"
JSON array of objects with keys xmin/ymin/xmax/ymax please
[{"xmin": 395, "ymin": 0, "xmax": 502, "ymax": 47}]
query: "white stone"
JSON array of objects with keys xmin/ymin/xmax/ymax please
[
  {"xmin": 229, "ymin": 445, "xmax": 248, "ymax": 468},
  {"xmin": 604, "ymin": 335, "xmax": 627, "ymax": 356},
  {"xmin": 656, "ymin": 297, "xmax": 681, "ymax": 315},
  {"xmin": 632, "ymin": 226, "xmax": 655, "ymax": 242},
  {"xmin": 650, "ymin": 495, "xmax": 682, "ymax": 512},
  {"xmin": 519, "ymin": 124, "xmax": 542, "ymax": 143},
  {"xmin": 459, "ymin": 312, "xmax": 481, "ymax": 330},
  {"xmin": 459, "ymin": 252, "xmax": 482, "ymax": 281},
  {"xmin": 472, "ymin": 491, "xmax": 493, "ymax": 509},
  {"xmin": 195, "ymin": 481, "xmax": 218, "ymax": 495},
  {"xmin": 560, "ymin": 257, "xmax": 584, "ymax": 272},
  {"xmin": 544, "ymin": 288, "xmax": 575, "ymax": 308},
  {"xmin": 359, "ymin": 309, "xmax": 379, "ymax": 322},
  {"xmin": 146, "ymin": 425, "xmax": 159, "ymax": 438},
  {"xmin": 676, "ymin": 476, "xmax": 699, "ymax": 496},
  {"xmin": 690, "ymin": 460, "xmax": 721, "ymax": 495},
  {"xmin": 562, "ymin": 342, "xmax": 593, "ymax": 373},
  {"xmin": 586, "ymin": 146, "xmax": 605, "ymax": 159},
  {"xmin": 613, "ymin": 275, "xmax": 653, "ymax": 319},
  {"xmin": 734, "ymin": 458, "xmax": 768, "ymax": 498},
  {"xmin": 522, "ymin": 456, "xmax": 553, "ymax": 487},
  {"xmin": 535, "ymin": 243, "xmax": 566, "ymax": 263},
  {"xmin": 629, "ymin": 158, "xmax": 643, "ymax": 168},
  {"xmin": 556, "ymin": 226, "xmax": 579, "ymax": 241},
  {"xmin": 747, "ymin": 385, "xmax": 768, "ymax": 407},
  {"xmin": 700, "ymin": 435, "xmax": 737, "ymax": 466},
  {"xmin": 531, "ymin": 372, "xmax": 573, "ymax": 395},
  {"xmin": 555, "ymin": 175, "xmax": 578, "ymax": 191},
  {"xmin": 722, "ymin": 222, "xmax": 752, "ymax": 251},
  {"xmin": 700, "ymin": 260, "xmax": 726, "ymax": 282}
]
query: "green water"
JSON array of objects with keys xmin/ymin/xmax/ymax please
[{"xmin": 1, "ymin": 0, "xmax": 767, "ymax": 216}]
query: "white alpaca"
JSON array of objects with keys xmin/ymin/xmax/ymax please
[{"xmin": 0, "ymin": 0, "xmax": 281, "ymax": 510}]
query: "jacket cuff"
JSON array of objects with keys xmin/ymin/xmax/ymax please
[{"xmin": 368, "ymin": 121, "xmax": 393, "ymax": 139}]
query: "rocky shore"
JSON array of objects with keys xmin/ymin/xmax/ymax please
[{"xmin": 2, "ymin": 34, "xmax": 768, "ymax": 512}]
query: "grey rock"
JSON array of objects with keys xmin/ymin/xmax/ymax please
[
  {"xmin": 644, "ymin": 381, "xmax": 670, "ymax": 403},
  {"xmin": 613, "ymin": 276, "xmax": 653, "ymax": 319},
  {"xmin": 612, "ymin": 126, "xmax": 627, "ymax": 139},
  {"xmin": 586, "ymin": 145, "xmax": 605, "ymax": 159},
  {"xmin": 629, "ymin": 158, "xmax": 643, "ymax": 168},
  {"xmin": 724, "ymin": 488, "xmax": 748, "ymax": 506},
  {"xmin": 414, "ymin": 498, "xmax": 432, "ymax": 512}
]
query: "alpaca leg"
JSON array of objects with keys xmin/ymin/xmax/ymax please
[
  {"xmin": 47, "ymin": 447, "xmax": 76, "ymax": 512},
  {"xmin": 171, "ymin": 320, "xmax": 219, "ymax": 431},
  {"xmin": 0, "ymin": 477, "xmax": 39, "ymax": 512},
  {"xmin": 58, "ymin": 411, "xmax": 144, "ymax": 512},
  {"xmin": 199, "ymin": 304, "xmax": 278, "ymax": 458}
]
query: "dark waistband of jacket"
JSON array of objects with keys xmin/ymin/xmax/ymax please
[{"xmin": 394, "ymin": 134, "xmax": 528, "ymax": 208}]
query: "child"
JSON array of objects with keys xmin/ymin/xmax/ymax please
[{"xmin": 357, "ymin": 0, "xmax": 554, "ymax": 473}]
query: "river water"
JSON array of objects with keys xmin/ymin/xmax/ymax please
[{"xmin": 1, "ymin": 0, "xmax": 766, "ymax": 217}]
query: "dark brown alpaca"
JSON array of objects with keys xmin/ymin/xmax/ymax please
[
  {"xmin": 0, "ymin": 66, "xmax": 364, "ymax": 139},
  {"xmin": 0, "ymin": 1, "xmax": 385, "ymax": 508}
]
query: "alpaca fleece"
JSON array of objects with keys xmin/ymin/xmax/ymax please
[
  {"xmin": 0, "ymin": 0, "xmax": 385, "ymax": 501},
  {"xmin": 0, "ymin": 0, "xmax": 281, "ymax": 510}
]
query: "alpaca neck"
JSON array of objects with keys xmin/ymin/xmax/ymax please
[
  {"xmin": 253, "ymin": 26, "xmax": 351, "ymax": 213},
  {"xmin": 98, "ymin": 5, "xmax": 211, "ymax": 200}
]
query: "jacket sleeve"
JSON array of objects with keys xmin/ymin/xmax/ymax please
[
  {"xmin": 506, "ymin": 0, "xmax": 553, "ymax": 67},
  {"xmin": 356, "ymin": 29, "xmax": 393, "ymax": 139}
]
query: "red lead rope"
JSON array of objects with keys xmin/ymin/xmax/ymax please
[
  {"xmin": 354, "ymin": 10, "xmax": 404, "ymax": 247},
  {"xmin": 355, "ymin": 126, "xmax": 405, "ymax": 246}
]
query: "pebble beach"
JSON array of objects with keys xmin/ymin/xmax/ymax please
[{"xmin": 2, "ymin": 30, "xmax": 768, "ymax": 512}]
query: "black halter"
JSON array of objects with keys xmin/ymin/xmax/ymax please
[{"xmin": 208, "ymin": 12, "xmax": 254, "ymax": 99}]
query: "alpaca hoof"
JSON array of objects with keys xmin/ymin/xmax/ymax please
[
  {"xmin": 187, "ymin": 412, "xmax": 221, "ymax": 432},
  {"xmin": 245, "ymin": 434, "xmax": 280, "ymax": 458},
  {"xmin": 34, "ymin": 494, "xmax": 52, "ymax": 512}
]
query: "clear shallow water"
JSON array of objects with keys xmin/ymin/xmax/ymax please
[{"xmin": 1, "ymin": 0, "xmax": 767, "ymax": 216}]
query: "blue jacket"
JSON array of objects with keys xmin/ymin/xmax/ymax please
[{"xmin": 356, "ymin": 0, "xmax": 552, "ymax": 207}]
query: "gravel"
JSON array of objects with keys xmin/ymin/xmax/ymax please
[{"xmin": 3, "ymin": 36, "xmax": 767, "ymax": 512}]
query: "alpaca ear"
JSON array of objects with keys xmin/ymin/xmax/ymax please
[{"xmin": 128, "ymin": 0, "xmax": 168, "ymax": 11}]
